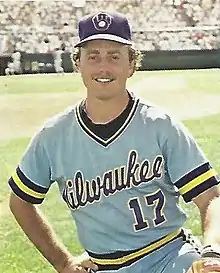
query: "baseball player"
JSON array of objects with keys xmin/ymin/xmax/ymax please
[
  {"xmin": 53, "ymin": 48, "xmax": 64, "ymax": 74},
  {"xmin": 5, "ymin": 51, "xmax": 22, "ymax": 75},
  {"xmin": 8, "ymin": 11, "xmax": 220, "ymax": 273}
]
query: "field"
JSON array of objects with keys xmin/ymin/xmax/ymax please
[{"xmin": 0, "ymin": 69, "xmax": 220, "ymax": 273}]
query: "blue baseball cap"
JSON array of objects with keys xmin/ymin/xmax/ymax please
[{"xmin": 74, "ymin": 11, "xmax": 132, "ymax": 47}]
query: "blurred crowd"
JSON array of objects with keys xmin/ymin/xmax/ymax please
[{"xmin": 0, "ymin": 0, "xmax": 220, "ymax": 54}]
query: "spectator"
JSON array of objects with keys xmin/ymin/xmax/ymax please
[{"xmin": 0, "ymin": 0, "xmax": 219, "ymax": 54}]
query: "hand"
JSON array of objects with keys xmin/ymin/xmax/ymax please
[
  {"xmin": 61, "ymin": 252, "xmax": 98, "ymax": 273},
  {"xmin": 188, "ymin": 258, "xmax": 220, "ymax": 273},
  {"xmin": 61, "ymin": 261, "xmax": 88, "ymax": 273},
  {"xmin": 203, "ymin": 258, "xmax": 220, "ymax": 273}
]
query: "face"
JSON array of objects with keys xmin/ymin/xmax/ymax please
[{"xmin": 77, "ymin": 40, "xmax": 134, "ymax": 100}]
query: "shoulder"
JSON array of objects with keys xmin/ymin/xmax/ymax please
[
  {"xmin": 137, "ymin": 96, "xmax": 176, "ymax": 125},
  {"xmin": 31, "ymin": 103, "xmax": 80, "ymax": 143},
  {"xmin": 133, "ymin": 95, "xmax": 188, "ymax": 140},
  {"xmin": 43, "ymin": 106, "xmax": 76, "ymax": 130}
]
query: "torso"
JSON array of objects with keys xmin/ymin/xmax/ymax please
[{"xmin": 42, "ymin": 96, "xmax": 186, "ymax": 252}]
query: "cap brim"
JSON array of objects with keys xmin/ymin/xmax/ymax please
[{"xmin": 74, "ymin": 33, "xmax": 132, "ymax": 47}]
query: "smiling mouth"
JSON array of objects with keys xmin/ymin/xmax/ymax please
[{"xmin": 94, "ymin": 78, "xmax": 114, "ymax": 83}]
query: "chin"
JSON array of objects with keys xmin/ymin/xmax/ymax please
[
  {"xmin": 92, "ymin": 84, "xmax": 118, "ymax": 101},
  {"xmin": 95, "ymin": 92, "xmax": 116, "ymax": 101}
]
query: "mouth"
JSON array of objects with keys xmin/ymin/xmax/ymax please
[{"xmin": 94, "ymin": 78, "xmax": 114, "ymax": 83}]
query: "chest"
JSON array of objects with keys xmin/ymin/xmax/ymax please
[
  {"xmin": 49, "ymin": 124, "xmax": 164, "ymax": 181},
  {"xmin": 49, "ymin": 127, "xmax": 168, "ymax": 210}
]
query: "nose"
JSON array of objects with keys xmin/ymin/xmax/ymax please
[{"xmin": 96, "ymin": 57, "xmax": 111, "ymax": 73}]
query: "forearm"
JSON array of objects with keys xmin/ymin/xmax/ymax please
[
  {"xmin": 9, "ymin": 193, "xmax": 73, "ymax": 272},
  {"xmin": 201, "ymin": 196, "xmax": 220, "ymax": 246}
]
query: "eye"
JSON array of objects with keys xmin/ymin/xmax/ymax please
[
  {"xmin": 111, "ymin": 55, "xmax": 120, "ymax": 60},
  {"xmin": 88, "ymin": 55, "xmax": 97, "ymax": 60}
]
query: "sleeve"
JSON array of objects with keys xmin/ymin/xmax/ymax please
[
  {"xmin": 8, "ymin": 130, "xmax": 52, "ymax": 204},
  {"xmin": 161, "ymin": 115, "xmax": 219, "ymax": 203}
]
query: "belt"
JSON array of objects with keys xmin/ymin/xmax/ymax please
[{"xmin": 87, "ymin": 229, "xmax": 184, "ymax": 271}]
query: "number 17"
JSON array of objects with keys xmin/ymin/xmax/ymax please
[{"xmin": 128, "ymin": 189, "xmax": 166, "ymax": 231}]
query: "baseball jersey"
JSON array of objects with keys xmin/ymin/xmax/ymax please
[{"xmin": 8, "ymin": 94, "xmax": 219, "ymax": 256}]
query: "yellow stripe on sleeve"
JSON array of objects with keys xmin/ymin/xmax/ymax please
[
  {"xmin": 179, "ymin": 169, "xmax": 217, "ymax": 195},
  {"xmin": 12, "ymin": 172, "xmax": 46, "ymax": 199}
]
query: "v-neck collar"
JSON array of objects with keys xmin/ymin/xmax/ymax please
[{"xmin": 75, "ymin": 95, "xmax": 139, "ymax": 148}]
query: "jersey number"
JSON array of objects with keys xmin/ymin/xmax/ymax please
[{"xmin": 128, "ymin": 189, "xmax": 166, "ymax": 231}]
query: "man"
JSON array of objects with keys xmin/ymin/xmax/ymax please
[
  {"xmin": 8, "ymin": 11, "xmax": 220, "ymax": 273},
  {"xmin": 5, "ymin": 51, "xmax": 22, "ymax": 75},
  {"xmin": 53, "ymin": 48, "xmax": 64, "ymax": 74}
]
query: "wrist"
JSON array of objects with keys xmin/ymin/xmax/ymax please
[{"xmin": 53, "ymin": 251, "xmax": 74, "ymax": 273}]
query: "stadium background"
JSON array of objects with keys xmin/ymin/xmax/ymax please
[
  {"xmin": 0, "ymin": 1, "xmax": 220, "ymax": 273},
  {"xmin": 0, "ymin": 0, "xmax": 220, "ymax": 74}
]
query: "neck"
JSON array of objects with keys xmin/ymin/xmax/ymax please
[{"xmin": 85, "ymin": 91, "xmax": 130, "ymax": 124}]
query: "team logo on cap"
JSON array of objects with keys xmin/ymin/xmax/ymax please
[{"xmin": 92, "ymin": 12, "xmax": 112, "ymax": 31}]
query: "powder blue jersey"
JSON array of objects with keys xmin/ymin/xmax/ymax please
[{"xmin": 9, "ymin": 95, "xmax": 219, "ymax": 255}]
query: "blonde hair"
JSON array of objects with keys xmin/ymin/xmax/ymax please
[{"xmin": 71, "ymin": 45, "xmax": 143, "ymax": 73}]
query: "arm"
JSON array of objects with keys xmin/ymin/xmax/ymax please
[
  {"xmin": 160, "ymin": 115, "xmax": 220, "ymax": 272},
  {"xmin": 9, "ymin": 192, "xmax": 73, "ymax": 273},
  {"xmin": 193, "ymin": 185, "xmax": 220, "ymax": 246},
  {"xmin": 191, "ymin": 186, "xmax": 220, "ymax": 273},
  {"xmin": 8, "ymin": 133, "xmax": 98, "ymax": 273}
]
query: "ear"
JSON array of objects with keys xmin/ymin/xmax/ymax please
[
  {"xmin": 75, "ymin": 59, "xmax": 80, "ymax": 72},
  {"xmin": 71, "ymin": 49, "xmax": 81, "ymax": 72},
  {"xmin": 72, "ymin": 58, "xmax": 80, "ymax": 73},
  {"xmin": 128, "ymin": 60, "xmax": 135, "ymax": 78}
]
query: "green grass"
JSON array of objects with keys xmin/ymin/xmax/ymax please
[
  {"xmin": 0, "ymin": 69, "xmax": 219, "ymax": 94},
  {"xmin": 0, "ymin": 70, "xmax": 220, "ymax": 273},
  {"xmin": 0, "ymin": 139, "xmax": 28, "ymax": 202},
  {"xmin": 0, "ymin": 74, "xmax": 83, "ymax": 94},
  {"xmin": 0, "ymin": 71, "xmax": 146, "ymax": 95}
]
